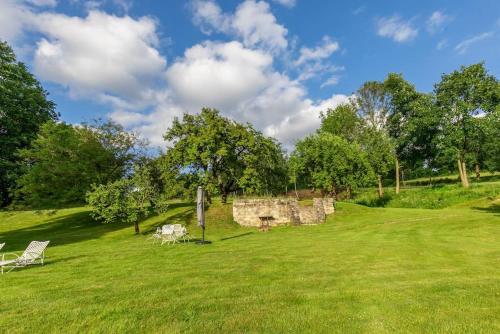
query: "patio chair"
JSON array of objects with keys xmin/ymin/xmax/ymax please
[
  {"xmin": 161, "ymin": 225, "xmax": 177, "ymax": 245},
  {"xmin": 0, "ymin": 241, "xmax": 50, "ymax": 274},
  {"xmin": 148, "ymin": 227, "xmax": 163, "ymax": 243},
  {"xmin": 173, "ymin": 224, "xmax": 192, "ymax": 242}
]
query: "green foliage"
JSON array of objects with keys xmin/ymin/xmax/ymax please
[
  {"xmin": 15, "ymin": 120, "xmax": 141, "ymax": 207},
  {"xmin": 0, "ymin": 41, "xmax": 57, "ymax": 206},
  {"xmin": 163, "ymin": 108, "xmax": 287, "ymax": 202},
  {"xmin": 358, "ymin": 128, "xmax": 395, "ymax": 178},
  {"xmin": 291, "ymin": 133, "xmax": 375, "ymax": 196},
  {"xmin": 434, "ymin": 63, "xmax": 499, "ymax": 166},
  {"xmin": 86, "ymin": 162, "xmax": 164, "ymax": 233},
  {"xmin": 319, "ymin": 103, "xmax": 363, "ymax": 141},
  {"xmin": 353, "ymin": 182, "xmax": 500, "ymax": 209}
]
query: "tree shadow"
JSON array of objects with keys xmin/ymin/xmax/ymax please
[
  {"xmin": 0, "ymin": 210, "xmax": 133, "ymax": 252},
  {"xmin": 142, "ymin": 206, "xmax": 196, "ymax": 234},
  {"xmin": 220, "ymin": 232, "xmax": 254, "ymax": 241},
  {"xmin": 473, "ymin": 203, "xmax": 500, "ymax": 216}
]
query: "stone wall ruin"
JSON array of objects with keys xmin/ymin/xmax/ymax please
[{"xmin": 232, "ymin": 198, "xmax": 335, "ymax": 227}]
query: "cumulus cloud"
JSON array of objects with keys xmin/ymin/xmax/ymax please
[
  {"xmin": 376, "ymin": 15, "xmax": 418, "ymax": 42},
  {"xmin": 166, "ymin": 41, "xmax": 271, "ymax": 111},
  {"xmin": 31, "ymin": 10, "xmax": 167, "ymax": 108},
  {"xmin": 1, "ymin": 0, "xmax": 349, "ymax": 148},
  {"xmin": 426, "ymin": 11, "xmax": 451, "ymax": 34},
  {"xmin": 455, "ymin": 31, "xmax": 494, "ymax": 54},
  {"xmin": 0, "ymin": 0, "xmax": 32, "ymax": 44},
  {"xmin": 191, "ymin": 0, "xmax": 288, "ymax": 52}
]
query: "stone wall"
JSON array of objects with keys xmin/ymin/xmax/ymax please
[{"xmin": 233, "ymin": 197, "xmax": 334, "ymax": 227}]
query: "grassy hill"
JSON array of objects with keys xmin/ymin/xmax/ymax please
[{"xmin": 1, "ymin": 194, "xmax": 499, "ymax": 333}]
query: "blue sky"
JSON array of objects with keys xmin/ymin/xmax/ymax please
[{"xmin": 1, "ymin": 0, "xmax": 499, "ymax": 148}]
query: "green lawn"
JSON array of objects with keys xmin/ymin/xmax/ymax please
[{"xmin": 1, "ymin": 197, "xmax": 499, "ymax": 333}]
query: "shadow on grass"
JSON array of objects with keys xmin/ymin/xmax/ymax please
[
  {"xmin": 472, "ymin": 203, "xmax": 500, "ymax": 216},
  {"xmin": 0, "ymin": 210, "xmax": 132, "ymax": 252},
  {"xmin": 220, "ymin": 232, "xmax": 254, "ymax": 241}
]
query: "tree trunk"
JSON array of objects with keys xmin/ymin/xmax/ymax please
[
  {"xmin": 457, "ymin": 158, "xmax": 469, "ymax": 188},
  {"xmin": 221, "ymin": 191, "xmax": 228, "ymax": 204},
  {"xmin": 461, "ymin": 160, "xmax": 469, "ymax": 188},
  {"xmin": 134, "ymin": 221, "xmax": 140, "ymax": 234},
  {"xmin": 395, "ymin": 159, "xmax": 400, "ymax": 194},
  {"xmin": 294, "ymin": 180, "xmax": 299, "ymax": 200},
  {"xmin": 377, "ymin": 175, "xmax": 384, "ymax": 197},
  {"xmin": 475, "ymin": 164, "xmax": 480, "ymax": 180},
  {"xmin": 346, "ymin": 187, "xmax": 351, "ymax": 199}
]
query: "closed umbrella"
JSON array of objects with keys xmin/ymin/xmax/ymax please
[{"xmin": 196, "ymin": 186, "xmax": 210, "ymax": 244}]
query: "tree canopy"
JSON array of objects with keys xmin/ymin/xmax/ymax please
[
  {"xmin": 290, "ymin": 133, "xmax": 374, "ymax": 198},
  {"xmin": 0, "ymin": 41, "xmax": 57, "ymax": 206},
  {"xmin": 163, "ymin": 108, "xmax": 287, "ymax": 203},
  {"xmin": 15, "ymin": 120, "xmax": 142, "ymax": 207}
]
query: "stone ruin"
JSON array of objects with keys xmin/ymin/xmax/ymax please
[{"xmin": 232, "ymin": 198, "xmax": 335, "ymax": 227}]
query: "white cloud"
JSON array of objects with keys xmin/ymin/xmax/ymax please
[
  {"xmin": 25, "ymin": 0, "xmax": 57, "ymax": 7},
  {"xmin": 295, "ymin": 36, "xmax": 339, "ymax": 65},
  {"xmin": 0, "ymin": 1, "xmax": 32, "ymax": 44},
  {"xmin": 271, "ymin": 0, "xmax": 296, "ymax": 8},
  {"xmin": 320, "ymin": 75, "xmax": 340, "ymax": 88},
  {"xmin": 455, "ymin": 31, "xmax": 494, "ymax": 54},
  {"xmin": 376, "ymin": 15, "xmax": 418, "ymax": 43},
  {"xmin": 2, "ymin": 0, "xmax": 348, "ymax": 148},
  {"xmin": 436, "ymin": 39, "xmax": 447, "ymax": 50},
  {"xmin": 426, "ymin": 11, "xmax": 451, "ymax": 34},
  {"xmin": 31, "ymin": 10, "xmax": 167, "ymax": 107},
  {"xmin": 352, "ymin": 6, "xmax": 366, "ymax": 16},
  {"xmin": 166, "ymin": 41, "xmax": 271, "ymax": 111},
  {"xmin": 191, "ymin": 0, "xmax": 288, "ymax": 52}
]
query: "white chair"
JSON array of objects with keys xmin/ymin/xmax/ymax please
[
  {"xmin": 161, "ymin": 225, "xmax": 177, "ymax": 245},
  {"xmin": 148, "ymin": 227, "xmax": 162, "ymax": 243},
  {"xmin": 1, "ymin": 241, "xmax": 50, "ymax": 274},
  {"xmin": 173, "ymin": 224, "xmax": 191, "ymax": 242}
]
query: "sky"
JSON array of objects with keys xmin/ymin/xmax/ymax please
[{"xmin": 1, "ymin": 0, "xmax": 499, "ymax": 149}]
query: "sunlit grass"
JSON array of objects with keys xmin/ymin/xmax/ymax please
[{"xmin": 1, "ymin": 196, "xmax": 499, "ymax": 333}]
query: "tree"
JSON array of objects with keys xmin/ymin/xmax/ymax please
[
  {"xmin": 86, "ymin": 161, "xmax": 165, "ymax": 234},
  {"xmin": 163, "ymin": 108, "xmax": 287, "ymax": 203},
  {"xmin": 0, "ymin": 41, "xmax": 57, "ymax": 206},
  {"xmin": 434, "ymin": 63, "xmax": 500, "ymax": 187},
  {"xmin": 358, "ymin": 128, "xmax": 395, "ymax": 197},
  {"xmin": 319, "ymin": 103, "xmax": 363, "ymax": 141},
  {"xmin": 383, "ymin": 73, "xmax": 433, "ymax": 193},
  {"xmin": 290, "ymin": 133, "xmax": 374, "ymax": 198},
  {"xmin": 15, "ymin": 120, "xmax": 141, "ymax": 207},
  {"xmin": 354, "ymin": 81, "xmax": 390, "ymax": 130}
]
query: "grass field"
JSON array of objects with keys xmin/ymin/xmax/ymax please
[{"xmin": 1, "ymin": 193, "xmax": 500, "ymax": 333}]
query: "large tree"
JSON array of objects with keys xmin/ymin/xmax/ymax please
[
  {"xmin": 15, "ymin": 120, "xmax": 141, "ymax": 207},
  {"xmin": 319, "ymin": 103, "xmax": 363, "ymax": 141},
  {"xmin": 434, "ymin": 63, "xmax": 499, "ymax": 187},
  {"xmin": 290, "ymin": 133, "xmax": 374, "ymax": 198},
  {"xmin": 163, "ymin": 108, "xmax": 287, "ymax": 203},
  {"xmin": 0, "ymin": 41, "xmax": 57, "ymax": 206}
]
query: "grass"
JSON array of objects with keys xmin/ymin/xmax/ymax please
[
  {"xmin": 353, "ymin": 182, "xmax": 500, "ymax": 209},
  {"xmin": 1, "ymin": 194, "xmax": 500, "ymax": 333}
]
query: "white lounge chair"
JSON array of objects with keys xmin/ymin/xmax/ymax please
[{"xmin": 0, "ymin": 241, "xmax": 50, "ymax": 274}]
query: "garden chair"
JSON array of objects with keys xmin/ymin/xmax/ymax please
[
  {"xmin": 173, "ymin": 224, "xmax": 192, "ymax": 242},
  {"xmin": 0, "ymin": 241, "xmax": 50, "ymax": 274},
  {"xmin": 148, "ymin": 227, "xmax": 163, "ymax": 244},
  {"xmin": 161, "ymin": 225, "xmax": 177, "ymax": 245}
]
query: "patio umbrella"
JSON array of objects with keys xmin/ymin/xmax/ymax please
[{"xmin": 196, "ymin": 186, "xmax": 210, "ymax": 244}]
